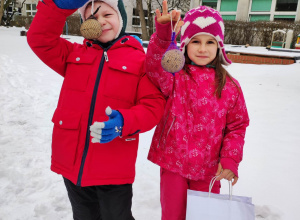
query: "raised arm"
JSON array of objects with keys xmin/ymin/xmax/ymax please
[
  {"xmin": 27, "ymin": 0, "xmax": 79, "ymax": 77},
  {"xmin": 145, "ymin": 0, "xmax": 183, "ymax": 98}
]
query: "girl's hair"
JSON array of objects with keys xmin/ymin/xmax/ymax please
[{"xmin": 184, "ymin": 49, "xmax": 239, "ymax": 98}]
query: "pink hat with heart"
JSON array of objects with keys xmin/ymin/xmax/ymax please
[{"xmin": 180, "ymin": 6, "xmax": 231, "ymax": 65}]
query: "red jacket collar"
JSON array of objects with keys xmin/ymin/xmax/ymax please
[{"xmin": 83, "ymin": 36, "xmax": 144, "ymax": 53}]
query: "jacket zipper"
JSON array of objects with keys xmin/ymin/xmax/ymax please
[
  {"xmin": 157, "ymin": 113, "xmax": 169, "ymax": 148},
  {"xmin": 76, "ymin": 49, "xmax": 108, "ymax": 186},
  {"xmin": 166, "ymin": 116, "xmax": 175, "ymax": 138},
  {"xmin": 104, "ymin": 51, "xmax": 109, "ymax": 62}
]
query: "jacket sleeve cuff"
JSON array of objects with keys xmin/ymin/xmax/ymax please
[
  {"xmin": 220, "ymin": 158, "xmax": 239, "ymax": 178},
  {"xmin": 155, "ymin": 17, "xmax": 180, "ymax": 40},
  {"xmin": 155, "ymin": 18, "xmax": 173, "ymax": 41},
  {"xmin": 117, "ymin": 109, "xmax": 136, "ymax": 137}
]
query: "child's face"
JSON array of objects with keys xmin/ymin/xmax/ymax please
[
  {"xmin": 84, "ymin": 2, "xmax": 120, "ymax": 43},
  {"xmin": 186, "ymin": 34, "xmax": 218, "ymax": 66}
]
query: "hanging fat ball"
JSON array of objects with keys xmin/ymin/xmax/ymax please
[
  {"xmin": 161, "ymin": 48, "xmax": 185, "ymax": 74},
  {"xmin": 80, "ymin": 4, "xmax": 102, "ymax": 40},
  {"xmin": 80, "ymin": 18, "xmax": 102, "ymax": 40},
  {"xmin": 160, "ymin": 15, "xmax": 185, "ymax": 74}
]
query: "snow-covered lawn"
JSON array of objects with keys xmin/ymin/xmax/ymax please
[{"xmin": 1, "ymin": 27, "xmax": 300, "ymax": 220}]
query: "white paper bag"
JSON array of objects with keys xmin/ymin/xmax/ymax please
[{"xmin": 186, "ymin": 177, "xmax": 255, "ymax": 220}]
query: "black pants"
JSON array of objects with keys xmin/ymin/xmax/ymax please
[{"xmin": 63, "ymin": 178, "xmax": 135, "ymax": 220}]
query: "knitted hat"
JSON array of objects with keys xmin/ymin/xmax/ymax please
[
  {"xmin": 180, "ymin": 6, "xmax": 231, "ymax": 65},
  {"xmin": 78, "ymin": 0, "xmax": 127, "ymax": 39}
]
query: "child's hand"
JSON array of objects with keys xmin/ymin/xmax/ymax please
[
  {"xmin": 90, "ymin": 106, "xmax": 124, "ymax": 144},
  {"xmin": 215, "ymin": 163, "xmax": 238, "ymax": 186},
  {"xmin": 53, "ymin": 0, "xmax": 89, "ymax": 9},
  {"xmin": 156, "ymin": 0, "xmax": 184, "ymax": 34}
]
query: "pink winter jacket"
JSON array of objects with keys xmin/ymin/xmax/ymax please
[{"xmin": 146, "ymin": 21, "xmax": 250, "ymax": 181}]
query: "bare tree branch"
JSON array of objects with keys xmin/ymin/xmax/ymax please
[
  {"xmin": 154, "ymin": 0, "xmax": 190, "ymax": 12},
  {"xmin": 0, "ymin": 0, "xmax": 21, "ymax": 25},
  {"xmin": 6, "ymin": 0, "xmax": 26, "ymax": 26}
]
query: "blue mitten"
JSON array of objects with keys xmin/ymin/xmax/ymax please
[
  {"xmin": 90, "ymin": 106, "xmax": 124, "ymax": 144},
  {"xmin": 53, "ymin": 0, "xmax": 89, "ymax": 9}
]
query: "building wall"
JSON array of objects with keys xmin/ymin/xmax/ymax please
[
  {"xmin": 124, "ymin": 0, "xmax": 161, "ymax": 34},
  {"xmin": 236, "ymin": 0, "xmax": 251, "ymax": 21},
  {"xmin": 21, "ymin": 0, "xmax": 38, "ymax": 16},
  {"xmin": 190, "ymin": 0, "xmax": 300, "ymax": 22}
]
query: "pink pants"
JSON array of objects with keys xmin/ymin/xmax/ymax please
[{"xmin": 160, "ymin": 168, "xmax": 220, "ymax": 220}]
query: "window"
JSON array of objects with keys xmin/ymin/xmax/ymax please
[
  {"xmin": 222, "ymin": 15, "xmax": 236, "ymax": 20},
  {"xmin": 249, "ymin": 14, "xmax": 271, "ymax": 21},
  {"xmin": 250, "ymin": 0, "xmax": 298, "ymax": 21},
  {"xmin": 275, "ymin": 0, "xmax": 298, "ymax": 12},
  {"xmin": 220, "ymin": 0, "xmax": 238, "ymax": 12},
  {"xmin": 251, "ymin": 0, "xmax": 272, "ymax": 12},
  {"xmin": 133, "ymin": 8, "xmax": 148, "ymax": 17},
  {"xmin": 132, "ymin": 8, "xmax": 149, "ymax": 27},
  {"xmin": 4, "ymin": 2, "xmax": 14, "ymax": 16},
  {"xmin": 274, "ymin": 15, "xmax": 296, "ymax": 21},
  {"xmin": 8, "ymin": 5, "xmax": 13, "ymax": 14},
  {"xmin": 26, "ymin": 4, "xmax": 37, "ymax": 16},
  {"xmin": 202, "ymin": 0, "xmax": 218, "ymax": 9},
  {"xmin": 132, "ymin": 17, "xmax": 140, "ymax": 26}
]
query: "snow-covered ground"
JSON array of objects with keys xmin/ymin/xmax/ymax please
[
  {"xmin": 1, "ymin": 26, "xmax": 300, "ymax": 220},
  {"xmin": 225, "ymin": 45, "xmax": 300, "ymax": 60}
]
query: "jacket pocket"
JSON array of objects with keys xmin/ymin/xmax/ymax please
[
  {"xmin": 64, "ymin": 52, "xmax": 97, "ymax": 91},
  {"xmin": 51, "ymin": 108, "xmax": 82, "ymax": 170},
  {"xmin": 103, "ymin": 59, "xmax": 141, "ymax": 105}
]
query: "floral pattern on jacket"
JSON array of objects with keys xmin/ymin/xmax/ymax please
[{"xmin": 145, "ymin": 21, "xmax": 249, "ymax": 181}]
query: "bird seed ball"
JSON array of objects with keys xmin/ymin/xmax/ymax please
[
  {"xmin": 80, "ymin": 19, "xmax": 102, "ymax": 40},
  {"xmin": 161, "ymin": 49, "xmax": 185, "ymax": 73}
]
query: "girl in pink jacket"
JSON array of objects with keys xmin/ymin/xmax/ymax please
[{"xmin": 146, "ymin": 2, "xmax": 250, "ymax": 219}]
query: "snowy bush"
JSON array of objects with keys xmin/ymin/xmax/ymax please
[
  {"xmin": 10, "ymin": 15, "xmax": 34, "ymax": 30},
  {"xmin": 224, "ymin": 21, "xmax": 300, "ymax": 48}
]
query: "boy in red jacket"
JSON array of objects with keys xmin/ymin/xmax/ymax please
[{"xmin": 27, "ymin": 0, "xmax": 165, "ymax": 219}]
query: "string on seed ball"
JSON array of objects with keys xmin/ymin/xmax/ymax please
[{"xmin": 161, "ymin": 14, "xmax": 185, "ymax": 75}]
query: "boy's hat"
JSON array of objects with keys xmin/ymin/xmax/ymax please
[
  {"xmin": 180, "ymin": 6, "xmax": 231, "ymax": 65},
  {"xmin": 78, "ymin": 0, "xmax": 127, "ymax": 39}
]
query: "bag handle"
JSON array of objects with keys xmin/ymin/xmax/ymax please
[{"xmin": 209, "ymin": 175, "xmax": 233, "ymax": 200}]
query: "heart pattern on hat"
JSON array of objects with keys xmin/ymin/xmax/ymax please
[
  {"xmin": 181, "ymin": 21, "xmax": 190, "ymax": 36},
  {"xmin": 193, "ymin": 17, "xmax": 217, "ymax": 29}
]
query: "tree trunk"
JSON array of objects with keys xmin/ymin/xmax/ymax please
[
  {"xmin": 0, "ymin": 0, "xmax": 5, "ymax": 25},
  {"xmin": 136, "ymin": 0, "xmax": 148, "ymax": 40},
  {"xmin": 147, "ymin": 0, "xmax": 154, "ymax": 37}
]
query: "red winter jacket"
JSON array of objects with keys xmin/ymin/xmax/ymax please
[
  {"xmin": 146, "ymin": 21, "xmax": 249, "ymax": 181},
  {"xmin": 27, "ymin": 0, "xmax": 165, "ymax": 187}
]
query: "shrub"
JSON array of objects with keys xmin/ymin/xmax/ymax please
[
  {"xmin": 63, "ymin": 14, "xmax": 81, "ymax": 36},
  {"xmin": 224, "ymin": 20, "xmax": 300, "ymax": 48},
  {"xmin": 10, "ymin": 14, "xmax": 82, "ymax": 36}
]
